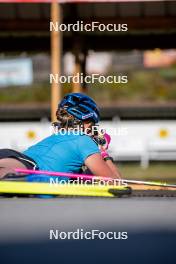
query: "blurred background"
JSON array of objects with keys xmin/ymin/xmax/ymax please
[{"xmin": 0, "ymin": 0, "xmax": 176, "ymax": 182}]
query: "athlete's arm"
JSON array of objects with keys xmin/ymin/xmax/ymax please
[
  {"xmin": 85, "ymin": 153, "xmax": 119, "ymax": 179},
  {"xmin": 104, "ymin": 159, "xmax": 121, "ymax": 179}
]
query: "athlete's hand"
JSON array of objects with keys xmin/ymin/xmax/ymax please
[
  {"xmin": 102, "ymin": 133, "xmax": 111, "ymax": 150},
  {"xmin": 99, "ymin": 133, "xmax": 111, "ymax": 159}
]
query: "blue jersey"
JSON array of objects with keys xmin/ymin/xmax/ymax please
[{"xmin": 23, "ymin": 132, "xmax": 99, "ymax": 180}]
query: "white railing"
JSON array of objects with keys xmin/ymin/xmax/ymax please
[{"xmin": 0, "ymin": 120, "xmax": 176, "ymax": 168}]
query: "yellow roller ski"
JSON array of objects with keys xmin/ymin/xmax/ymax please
[{"xmin": 0, "ymin": 181, "xmax": 131, "ymax": 197}]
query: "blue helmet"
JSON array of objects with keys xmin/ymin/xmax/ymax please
[{"xmin": 58, "ymin": 93, "xmax": 100, "ymax": 123}]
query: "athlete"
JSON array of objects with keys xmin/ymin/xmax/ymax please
[{"xmin": 0, "ymin": 93, "xmax": 121, "ymax": 180}]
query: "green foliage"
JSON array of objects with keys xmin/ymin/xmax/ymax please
[
  {"xmin": 119, "ymin": 162, "xmax": 176, "ymax": 183},
  {"xmin": 0, "ymin": 83, "xmax": 72, "ymax": 104},
  {"xmin": 90, "ymin": 66, "xmax": 176, "ymax": 105},
  {"xmin": 0, "ymin": 66, "xmax": 176, "ymax": 105}
]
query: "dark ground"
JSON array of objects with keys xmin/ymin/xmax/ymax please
[{"xmin": 0, "ymin": 197, "xmax": 176, "ymax": 264}]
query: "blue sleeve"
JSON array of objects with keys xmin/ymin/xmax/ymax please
[{"xmin": 77, "ymin": 135, "xmax": 100, "ymax": 162}]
